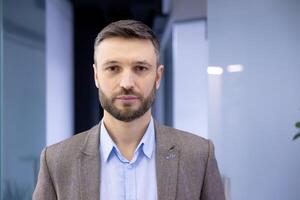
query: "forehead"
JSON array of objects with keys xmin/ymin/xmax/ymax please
[{"xmin": 95, "ymin": 37, "xmax": 156, "ymax": 65}]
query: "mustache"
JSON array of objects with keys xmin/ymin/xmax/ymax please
[{"xmin": 112, "ymin": 89, "xmax": 143, "ymax": 100}]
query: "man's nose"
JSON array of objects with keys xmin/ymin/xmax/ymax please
[{"xmin": 119, "ymin": 71, "xmax": 135, "ymax": 90}]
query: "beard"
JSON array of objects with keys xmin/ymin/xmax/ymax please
[{"xmin": 98, "ymin": 83, "xmax": 156, "ymax": 122}]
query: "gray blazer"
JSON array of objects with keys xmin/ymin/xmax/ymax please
[{"xmin": 33, "ymin": 121, "xmax": 225, "ymax": 200}]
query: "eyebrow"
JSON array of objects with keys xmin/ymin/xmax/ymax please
[
  {"xmin": 102, "ymin": 60, "xmax": 153, "ymax": 67},
  {"xmin": 131, "ymin": 61, "xmax": 152, "ymax": 67},
  {"xmin": 102, "ymin": 60, "xmax": 120, "ymax": 66}
]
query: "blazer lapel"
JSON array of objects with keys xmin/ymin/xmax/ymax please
[
  {"xmin": 155, "ymin": 121, "xmax": 179, "ymax": 200},
  {"xmin": 78, "ymin": 124, "xmax": 101, "ymax": 200}
]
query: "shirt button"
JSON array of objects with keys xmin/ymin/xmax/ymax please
[{"xmin": 127, "ymin": 164, "xmax": 133, "ymax": 169}]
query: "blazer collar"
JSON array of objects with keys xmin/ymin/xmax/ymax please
[
  {"xmin": 80, "ymin": 123, "xmax": 101, "ymax": 156},
  {"xmin": 77, "ymin": 121, "xmax": 179, "ymax": 200}
]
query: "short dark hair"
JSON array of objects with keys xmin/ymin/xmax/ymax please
[{"xmin": 94, "ymin": 19, "xmax": 160, "ymax": 65}]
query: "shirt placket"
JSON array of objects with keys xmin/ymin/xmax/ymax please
[{"xmin": 125, "ymin": 163, "xmax": 136, "ymax": 200}]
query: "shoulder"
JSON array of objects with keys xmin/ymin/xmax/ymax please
[
  {"xmin": 155, "ymin": 122, "xmax": 212, "ymax": 156},
  {"xmin": 44, "ymin": 124, "xmax": 100, "ymax": 162}
]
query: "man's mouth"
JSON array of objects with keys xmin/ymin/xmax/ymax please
[
  {"xmin": 115, "ymin": 95, "xmax": 140, "ymax": 104},
  {"xmin": 116, "ymin": 95, "xmax": 139, "ymax": 100}
]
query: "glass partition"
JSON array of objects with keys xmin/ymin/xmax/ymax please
[
  {"xmin": 1, "ymin": 0, "xmax": 46, "ymax": 199},
  {"xmin": 0, "ymin": 0, "xmax": 3, "ymax": 197}
]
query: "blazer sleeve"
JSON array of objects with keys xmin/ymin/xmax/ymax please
[
  {"xmin": 33, "ymin": 148, "xmax": 57, "ymax": 200},
  {"xmin": 200, "ymin": 140, "xmax": 225, "ymax": 200}
]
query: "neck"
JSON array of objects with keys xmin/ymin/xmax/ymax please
[{"xmin": 102, "ymin": 110, "xmax": 152, "ymax": 160}]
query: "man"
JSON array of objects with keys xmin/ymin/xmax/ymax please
[{"xmin": 33, "ymin": 20, "xmax": 225, "ymax": 200}]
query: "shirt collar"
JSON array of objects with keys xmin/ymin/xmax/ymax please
[
  {"xmin": 100, "ymin": 117, "xmax": 155, "ymax": 162},
  {"xmin": 138, "ymin": 117, "xmax": 155, "ymax": 159},
  {"xmin": 100, "ymin": 121, "xmax": 115, "ymax": 162}
]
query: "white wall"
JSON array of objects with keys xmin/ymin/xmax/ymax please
[
  {"xmin": 46, "ymin": 0, "xmax": 74, "ymax": 145},
  {"xmin": 208, "ymin": 0, "xmax": 300, "ymax": 199}
]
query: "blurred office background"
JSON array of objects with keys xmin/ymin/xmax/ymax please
[{"xmin": 0, "ymin": 0, "xmax": 300, "ymax": 199}]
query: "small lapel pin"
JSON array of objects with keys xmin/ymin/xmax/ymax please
[{"xmin": 165, "ymin": 145, "xmax": 176, "ymax": 160}]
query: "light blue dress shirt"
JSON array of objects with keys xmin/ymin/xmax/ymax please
[{"xmin": 100, "ymin": 117, "xmax": 157, "ymax": 200}]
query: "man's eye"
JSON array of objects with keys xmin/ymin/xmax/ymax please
[
  {"xmin": 106, "ymin": 66, "xmax": 119, "ymax": 72},
  {"xmin": 136, "ymin": 66, "xmax": 148, "ymax": 71}
]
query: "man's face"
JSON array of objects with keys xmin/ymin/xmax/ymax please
[{"xmin": 93, "ymin": 37, "xmax": 164, "ymax": 122}]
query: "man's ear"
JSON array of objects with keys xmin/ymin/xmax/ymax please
[
  {"xmin": 93, "ymin": 64, "xmax": 99, "ymax": 88},
  {"xmin": 155, "ymin": 64, "xmax": 164, "ymax": 90}
]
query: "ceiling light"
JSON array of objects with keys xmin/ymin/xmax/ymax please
[
  {"xmin": 207, "ymin": 66, "xmax": 223, "ymax": 75},
  {"xmin": 227, "ymin": 64, "xmax": 244, "ymax": 73}
]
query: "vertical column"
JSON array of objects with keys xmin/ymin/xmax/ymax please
[
  {"xmin": 46, "ymin": 0, "xmax": 73, "ymax": 146},
  {"xmin": 0, "ymin": 0, "xmax": 3, "ymax": 197},
  {"xmin": 172, "ymin": 20, "xmax": 208, "ymax": 138}
]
